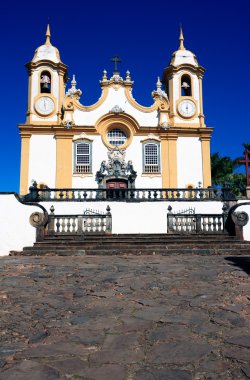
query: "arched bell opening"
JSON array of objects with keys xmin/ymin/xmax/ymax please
[{"xmin": 40, "ymin": 70, "xmax": 51, "ymax": 93}]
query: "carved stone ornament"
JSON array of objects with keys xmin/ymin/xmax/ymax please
[
  {"xmin": 109, "ymin": 105, "xmax": 125, "ymax": 114},
  {"xmin": 96, "ymin": 147, "xmax": 137, "ymax": 185},
  {"xmin": 29, "ymin": 212, "xmax": 46, "ymax": 227},
  {"xmin": 232, "ymin": 211, "xmax": 249, "ymax": 226}
]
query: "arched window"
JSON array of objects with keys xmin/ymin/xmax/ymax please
[
  {"xmin": 143, "ymin": 142, "xmax": 160, "ymax": 173},
  {"xmin": 74, "ymin": 140, "xmax": 92, "ymax": 173},
  {"xmin": 40, "ymin": 71, "xmax": 51, "ymax": 93},
  {"xmin": 181, "ymin": 74, "xmax": 192, "ymax": 96}
]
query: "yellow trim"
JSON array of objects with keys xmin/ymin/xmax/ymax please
[
  {"xmin": 161, "ymin": 135, "xmax": 178, "ymax": 188},
  {"xmin": 168, "ymin": 136, "xmax": 178, "ymax": 188},
  {"xmin": 198, "ymin": 76, "xmax": 205, "ymax": 127},
  {"xmin": 19, "ymin": 133, "xmax": 31, "ymax": 195},
  {"xmin": 200, "ymin": 136, "xmax": 212, "ymax": 187},
  {"xmin": 55, "ymin": 134, "xmax": 73, "ymax": 188},
  {"xmin": 95, "ymin": 113, "xmax": 139, "ymax": 149},
  {"xmin": 161, "ymin": 138, "xmax": 169, "ymax": 187},
  {"xmin": 72, "ymin": 87, "xmax": 109, "ymax": 111},
  {"xmin": 124, "ymin": 88, "xmax": 158, "ymax": 112}
]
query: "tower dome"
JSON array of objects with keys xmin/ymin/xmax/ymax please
[
  {"xmin": 170, "ymin": 27, "xmax": 198, "ymax": 67},
  {"xmin": 32, "ymin": 24, "xmax": 61, "ymax": 63}
]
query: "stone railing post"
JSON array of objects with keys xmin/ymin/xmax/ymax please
[
  {"xmin": 196, "ymin": 215, "xmax": 202, "ymax": 233},
  {"xmin": 106, "ymin": 205, "xmax": 112, "ymax": 234}
]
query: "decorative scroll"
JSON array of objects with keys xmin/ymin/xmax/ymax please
[
  {"xmin": 232, "ymin": 211, "xmax": 249, "ymax": 227},
  {"xmin": 29, "ymin": 212, "xmax": 46, "ymax": 227}
]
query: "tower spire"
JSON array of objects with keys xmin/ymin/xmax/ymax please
[
  {"xmin": 45, "ymin": 24, "xmax": 51, "ymax": 46},
  {"xmin": 179, "ymin": 24, "xmax": 185, "ymax": 50}
]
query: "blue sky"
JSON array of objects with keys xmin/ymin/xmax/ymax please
[{"xmin": 0, "ymin": 0, "xmax": 249, "ymax": 192}]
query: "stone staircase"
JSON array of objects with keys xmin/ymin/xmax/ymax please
[{"xmin": 10, "ymin": 234, "xmax": 250, "ymax": 256}]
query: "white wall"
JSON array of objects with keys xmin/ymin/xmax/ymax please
[
  {"xmin": 29, "ymin": 135, "xmax": 56, "ymax": 188},
  {"xmin": 74, "ymin": 87, "xmax": 159, "ymax": 127},
  {"xmin": 0, "ymin": 194, "xmax": 40, "ymax": 256},
  {"xmin": 0, "ymin": 194, "xmax": 249, "ymax": 257},
  {"xmin": 177, "ymin": 137, "xmax": 203, "ymax": 188},
  {"xmin": 72, "ymin": 135, "xmax": 162, "ymax": 188}
]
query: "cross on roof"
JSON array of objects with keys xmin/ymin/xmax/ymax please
[
  {"xmin": 111, "ymin": 55, "xmax": 122, "ymax": 74},
  {"xmin": 238, "ymin": 148, "xmax": 250, "ymax": 187}
]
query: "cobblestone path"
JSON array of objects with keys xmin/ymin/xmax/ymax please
[{"xmin": 0, "ymin": 255, "xmax": 249, "ymax": 380}]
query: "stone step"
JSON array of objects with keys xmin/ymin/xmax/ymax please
[
  {"xmin": 11, "ymin": 247, "xmax": 250, "ymax": 256},
  {"xmin": 27, "ymin": 242, "xmax": 250, "ymax": 250},
  {"xmin": 40, "ymin": 233, "xmax": 236, "ymax": 241}
]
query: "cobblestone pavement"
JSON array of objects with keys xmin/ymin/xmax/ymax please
[{"xmin": 0, "ymin": 255, "xmax": 249, "ymax": 380}]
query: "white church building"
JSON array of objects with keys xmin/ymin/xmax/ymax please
[
  {"xmin": 19, "ymin": 25, "xmax": 212, "ymax": 195},
  {"xmin": 1, "ymin": 25, "xmax": 249, "ymax": 256}
]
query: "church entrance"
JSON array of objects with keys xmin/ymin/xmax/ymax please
[
  {"xmin": 106, "ymin": 179, "xmax": 128, "ymax": 189},
  {"xmin": 106, "ymin": 179, "xmax": 128, "ymax": 199}
]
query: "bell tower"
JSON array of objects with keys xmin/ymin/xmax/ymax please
[
  {"xmin": 161, "ymin": 27, "xmax": 205, "ymax": 128},
  {"xmin": 25, "ymin": 24, "xmax": 68, "ymax": 124},
  {"xmin": 19, "ymin": 25, "xmax": 68, "ymax": 195}
]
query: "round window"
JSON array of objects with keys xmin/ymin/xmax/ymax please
[{"xmin": 107, "ymin": 128, "xmax": 127, "ymax": 147}]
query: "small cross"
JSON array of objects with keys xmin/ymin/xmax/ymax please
[
  {"xmin": 111, "ymin": 55, "xmax": 122, "ymax": 74},
  {"xmin": 238, "ymin": 149, "xmax": 250, "ymax": 187}
]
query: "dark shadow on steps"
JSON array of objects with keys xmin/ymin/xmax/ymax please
[{"xmin": 225, "ymin": 256, "xmax": 250, "ymax": 275}]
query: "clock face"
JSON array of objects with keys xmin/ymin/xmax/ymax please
[
  {"xmin": 35, "ymin": 96, "xmax": 55, "ymax": 116},
  {"xmin": 178, "ymin": 100, "xmax": 196, "ymax": 118}
]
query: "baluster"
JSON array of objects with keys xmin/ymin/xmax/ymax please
[
  {"xmin": 142, "ymin": 190, "xmax": 145, "ymax": 199},
  {"xmin": 67, "ymin": 217, "xmax": 71, "ymax": 232},
  {"xmin": 59, "ymin": 191, "xmax": 64, "ymax": 200},
  {"xmin": 212, "ymin": 217, "xmax": 217, "ymax": 232},
  {"xmin": 97, "ymin": 217, "xmax": 101, "ymax": 232},
  {"xmin": 153, "ymin": 190, "xmax": 157, "ymax": 199},
  {"xmin": 148, "ymin": 190, "xmax": 151, "ymax": 199},
  {"xmin": 174, "ymin": 217, "xmax": 178, "ymax": 231},
  {"xmin": 82, "ymin": 217, "xmax": 86, "ymax": 232},
  {"xmin": 196, "ymin": 215, "xmax": 201, "ymax": 233},
  {"xmin": 170, "ymin": 190, "xmax": 174, "ymax": 199},
  {"xmin": 56, "ymin": 218, "xmax": 60, "ymax": 233},
  {"xmin": 217, "ymin": 216, "xmax": 222, "ymax": 232},
  {"xmin": 207, "ymin": 217, "xmax": 212, "ymax": 232},
  {"xmin": 176, "ymin": 190, "xmax": 180, "ymax": 199},
  {"xmin": 65, "ymin": 190, "xmax": 69, "ymax": 200},
  {"xmin": 61, "ymin": 217, "xmax": 66, "ymax": 233},
  {"xmin": 99, "ymin": 217, "xmax": 104, "ymax": 232},
  {"xmin": 77, "ymin": 216, "xmax": 82, "ymax": 234},
  {"xmin": 202, "ymin": 217, "xmax": 206, "ymax": 232},
  {"xmin": 72, "ymin": 217, "xmax": 76, "ymax": 233}
]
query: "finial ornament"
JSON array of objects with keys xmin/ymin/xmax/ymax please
[
  {"xmin": 179, "ymin": 24, "xmax": 185, "ymax": 50},
  {"xmin": 45, "ymin": 24, "xmax": 51, "ymax": 46},
  {"xmin": 156, "ymin": 76, "xmax": 161, "ymax": 90}
]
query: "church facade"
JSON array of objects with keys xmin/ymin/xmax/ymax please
[{"xmin": 19, "ymin": 25, "xmax": 212, "ymax": 195}]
